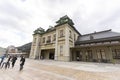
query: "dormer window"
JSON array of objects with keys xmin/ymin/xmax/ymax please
[{"xmin": 90, "ymin": 35, "xmax": 94, "ymax": 40}]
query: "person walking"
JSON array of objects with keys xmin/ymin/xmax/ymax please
[
  {"xmin": 11, "ymin": 55, "xmax": 17, "ymax": 68},
  {"xmin": 19, "ymin": 56, "xmax": 25, "ymax": 71},
  {"xmin": 6, "ymin": 55, "xmax": 12, "ymax": 68},
  {"xmin": 1, "ymin": 56, "xmax": 8, "ymax": 69},
  {"xmin": 0, "ymin": 54, "xmax": 6, "ymax": 66}
]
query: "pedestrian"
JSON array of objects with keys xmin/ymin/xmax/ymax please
[
  {"xmin": 0, "ymin": 54, "xmax": 6, "ymax": 66},
  {"xmin": 77, "ymin": 56, "xmax": 80, "ymax": 61},
  {"xmin": 1, "ymin": 56, "xmax": 8, "ymax": 69},
  {"xmin": 19, "ymin": 55, "xmax": 25, "ymax": 71},
  {"xmin": 40, "ymin": 56, "xmax": 43, "ymax": 60},
  {"xmin": 11, "ymin": 55, "xmax": 17, "ymax": 68},
  {"xmin": 5, "ymin": 55, "xmax": 12, "ymax": 69}
]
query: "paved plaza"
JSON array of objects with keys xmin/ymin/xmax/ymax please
[{"xmin": 0, "ymin": 59, "xmax": 120, "ymax": 80}]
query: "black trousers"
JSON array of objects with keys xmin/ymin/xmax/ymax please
[
  {"xmin": 12, "ymin": 61, "xmax": 16, "ymax": 68},
  {"xmin": 19, "ymin": 64, "xmax": 24, "ymax": 71}
]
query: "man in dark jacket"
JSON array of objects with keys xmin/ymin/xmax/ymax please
[
  {"xmin": 5, "ymin": 55, "xmax": 12, "ymax": 69},
  {"xmin": 19, "ymin": 55, "xmax": 25, "ymax": 71},
  {"xmin": 11, "ymin": 55, "xmax": 17, "ymax": 68}
]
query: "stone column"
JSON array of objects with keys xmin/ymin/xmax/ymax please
[
  {"xmin": 34, "ymin": 34, "xmax": 41, "ymax": 59},
  {"xmin": 82, "ymin": 50, "xmax": 86, "ymax": 61},
  {"xmin": 92, "ymin": 48, "xmax": 97, "ymax": 61},
  {"xmin": 38, "ymin": 48, "xmax": 41, "ymax": 60},
  {"xmin": 29, "ymin": 42, "xmax": 34, "ymax": 59},
  {"xmin": 55, "ymin": 30, "xmax": 58, "ymax": 60},
  {"xmin": 108, "ymin": 46, "xmax": 113, "ymax": 63},
  {"xmin": 64, "ymin": 26, "xmax": 70, "ymax": 61},
  {"xmin": 70, "ymin": 49, "xmax": 73, "ymax": 61},
  {"xmin": 73, "ymin": 50, "xmax": 76, "ymax": 61}
]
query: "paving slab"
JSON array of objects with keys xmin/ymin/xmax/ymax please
[{"xmin": 0, "ymin": 59, "xmax": 120, "ymax": 80}]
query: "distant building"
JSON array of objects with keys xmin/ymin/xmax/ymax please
[
  {"xmin": 29, "ymin": 15, "xmax": 120, "ymax": 63},
  {"xmin": 6, "ymin": 45, "xmax": 18, "ymax": 54},
  {"xmin": 6, "ymin": 45, "xmax": 26, "ymax": 57}
]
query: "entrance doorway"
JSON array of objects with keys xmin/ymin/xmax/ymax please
[
  {"xmin": 76, "ymin": 51, "xmax": 82, "ymax": 61},
  {"xmin": 49, "ymin": 53, "xmax": 54, "ymax": 59},
  {"xmin": 41, "ymin": 49, "xmax": 55, "ymax": 60}
]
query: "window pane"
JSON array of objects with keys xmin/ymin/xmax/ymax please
[
  {"xmin": 59, "ymin": 30, "xmax": 64, "ymax": 37},
  {"xmin": 42, "ymin": 37, "xmax": 45, "ymax": 43},
  {"xmin": 53, "ymin": 34, "xmax": 56, "ymax": 41},
  {"xmin": 60, "ymin": 45, "xmax": 63, "ymax": 56},
  {"xmin": 47, "ymin": 36, "xmax": 51, "ymax": 43}
]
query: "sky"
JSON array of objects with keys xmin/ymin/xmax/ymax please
[{"xmin": 0, "ymin": 0, "xmax": 120, "ymax": 48}]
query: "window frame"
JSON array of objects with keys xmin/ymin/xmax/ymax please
[{"xmin": 59, "ymin": 29, "xmax": 64, "ymax": 38}]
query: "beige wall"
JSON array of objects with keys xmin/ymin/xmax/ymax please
[
  {"xmin": 54, "ymin": 24, "xmax": 80, "ymax": 61},
  {"xmin": 29, "ymin": 22, "xmax": 120, "ymax": 63},
  {"xmin": 71, "ymin": 45, "xmax": 120, "ymax": 63},
  {"xmin": 29, "ymin": 23, "xmax": 80, "ymax": 61},
  {"xmin": 29, "ymin": 34, "xmax": 41, "ymax": 59}
]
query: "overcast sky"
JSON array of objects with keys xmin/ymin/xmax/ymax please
[{"xmin": 0, "ymin": 0, "xmax": 120, "ymax": 48}]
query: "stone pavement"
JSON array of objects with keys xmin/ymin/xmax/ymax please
[{"xmin": 0, "ymin": 59, "xmax": 120, "ymax": 80}]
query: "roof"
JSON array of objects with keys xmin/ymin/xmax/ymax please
[
  {"xmin": 55, "ymin": 15, "xmax": 81, "ymax": 35},
  {"xmin": 33, "ymin": 27, "xmax": 56, "ymax": 35},
  {"xmin": 34, "ymin": 15, "xmax": 81, "ymax": 36},
  {"xmin": 44, "ymin": 27, "xmax": 56, "ymax": 34},
  {"xmin": 75, "ymin": 36, "xmax": 120, "ymax": 45},
  {"xmin": 55, "ymin": 22, "xmax": 81, "ymax": 35},
  {"xmin": 76, "ymin": 29, "xmax": 120, "ymax": 45},
  {"xmin": 78, "ymin": 29, "xmax": 120, "ymax": 41}
]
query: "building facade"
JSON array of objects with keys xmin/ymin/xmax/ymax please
[
  {"xmin": 29, "ymin": 15, "xmax": 120, "ymax": 63},
  {"xmin": 6, "ymin": 45, "xmax": 18, "ymax": 54}
]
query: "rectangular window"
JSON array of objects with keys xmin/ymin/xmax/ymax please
[
  {"xmin": 60, "ymin": 45, "xmax": 63, "ymax": 56},
  {"xmin": 87, "ymin": 50, "xmax": 93, "ymax": 59},
  {"xmin": 59, "ymin": 30, "xmax": 64, "ymax": 37},
  {"xmin": 74, "ymin": 34, "xmax": 76, "ymax": 41},
  {"xmin": 47, "ymin": 36, "xmax": 51, "ymax": 43},
  {"xmin": 97, "ymin": 51, "xmax": 101, "ymax": 59},
  {"xmin": 42, "ymin": 37, "xmax": 45, "ymax": 43},
  {"xmin": 97, "ymin": 49, "xmax": 106, "ymax": 60},
  {"xmin": 112, "ymin": 49, "xmax": 120, "ymax": 59},
  {"xmin": 69, "ymin": 30, "xmax": 72, "ymax": 38},
  {"xmin": 101, "ymin": 50, "xmax": 106, "ymax": 59},
  {"xmin": 112, "ymin": 50, "xmax": 116, "ymax": 59},
  {"xmin": 53, "ymin": 34, "xmax": 56, "ymax": 41}
]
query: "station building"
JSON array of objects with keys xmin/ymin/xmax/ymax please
[{"xmin": 29, "ymin": 15, "xmax": 120, "ymax": 63}]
